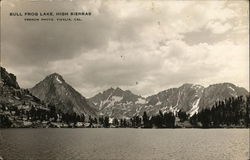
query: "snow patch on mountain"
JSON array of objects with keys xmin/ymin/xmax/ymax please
[
  {"xmin": 230, "ymin": 92, "xmax": 237, "ymax": 97},
  {"xmin": 188, "ymin": 98, "xmax": 200, "ymax": 117},
  {"xmin": 135, "ymin": 106, "xmax": 143, "ymax": 115},
  {"xmin": 228, "ymin": 85, "xmax": 237, "ymax": 97},
  {"xmin": 228, "ymin": 86, "xmax": 235, "ymax": 92},
  {"xmin": 156, "ymin": 101, "xmax": 162, "ymax": 105},
  {"xmin": 126, "ymin": 101, "xmax": 133, "ymax": 105},
  {"xmin": 109, "ymin": 96, "xmax": 123, "ymax": 106},
  {"xmin": 111, "ymin": 96, "xmax": 123, "ymax": 103},
  {"xmin": 160, "ymin": 106, "xmax": 168, "ymax": 114},
  {"xmin": 102, "ymin": 96, "xmax": 112, "ymax": 106},
  {"xmin": 135, "ymin": 98, "xmax": 146, "ymax": 104},
  {"xmin": 99, "ymin": 95, "xmax": 124, "ymax": 110},
  {"xmin": 174, "ymin": 91, "xmax": 181, "ymax": 108},
  {"xmin": 191, "ymin": 84, "xmax": 203, "ymax": 90},
  {"xmin": 169, "ymin": 106, "xmax": 179, "ymax": 115},
  {"xmin": 56, "ymin": 76, "xmax": 62, "ymax": 84}
]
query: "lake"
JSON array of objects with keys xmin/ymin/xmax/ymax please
[{"xmin": 0, "ymin": 129, "xmax": 248, "ymax": 160}]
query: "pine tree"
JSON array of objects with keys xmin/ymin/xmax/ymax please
[{"xmin": 142, "ymin": 111, "xmax": 150, "ymax": 128}]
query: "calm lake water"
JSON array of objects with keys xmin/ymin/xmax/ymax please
[{"xmin": 0, "ymin": 129, "xmax": 249, "ymax": 160}]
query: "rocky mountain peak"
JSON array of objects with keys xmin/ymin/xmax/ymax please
[
  {"xmin": 103, "ymin": 87, "xmax": 115, "ymax": 93},
  {"xmin": 30, "ymin": 73, "xmax": 97, "ymax": 116},
  {"xmin": 46, "ymin": 73, "xmax": 65, "ymax": 84},
  {"xmin": 0, "ymin": 66, "xmax": 20, "ymax": 89},
  {"xmin": 48, "ymin": 72, "xmax": 62, "ymax": 78},
  {"xmin": 180, "ymin": 83, "xmax": 193, "ymax": 88},
  {"xmin": 88, "ymin": 87, "xmax": 146, "ymax": 118},
  {"xmin": 179, "ymin": 83, "xmax": 204, "ymax": 90},
  {"xmin": 115, "ymin": 87, "xmax": 123, "ymax": 91}
]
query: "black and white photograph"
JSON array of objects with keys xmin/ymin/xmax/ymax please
[{"xmin": 0, "ymin": 0, "xmax": 249, "ymax": 159}]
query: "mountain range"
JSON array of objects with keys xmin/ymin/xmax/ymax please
[
  {"xmin": 1, "ymin": 67, "xmax": 248, "ymax": 119},
  {"xmin": 89, "ymin": 83, "xmax": 248, "ymax": 118}
]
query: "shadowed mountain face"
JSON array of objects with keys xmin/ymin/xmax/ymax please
[
  {"xmin": 198, "ymin": 83, "xmax": 249, "ymax": 111},
  {"xmin": 89, "ymin": 83, "xmax": 248, "ymax": 118},
  {"xmin": 0, "ymin": 67, "xmax": 20, "ymax": 89},
  {"xmin": 30, "ymin": 73, "xmax": 97, "ymax": 117},
  {"xmin": 0, "ymin": 67, "xmax": 43, "ymax": 111}
]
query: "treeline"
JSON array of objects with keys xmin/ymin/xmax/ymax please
[
  {"xmin": 190, "ymin": 96, "xmax": 250, "ymax": 128},
  {"xmin": 96, "ymin": 111, "xmax": 176, "ymax": 128},
  {"xmin": 1, "ymin": 96, "xmax": 249, "ymax": 128},
  {"xmin": 0, "ymin": 103, "xmax": 87, "ymax": 127}
]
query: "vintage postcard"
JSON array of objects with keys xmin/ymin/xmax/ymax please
[{"xmin": 0, "ymin": 0, "xmax": 249, "ymax": 159}]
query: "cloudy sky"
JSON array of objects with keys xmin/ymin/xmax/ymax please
[{"xmin": 1, "ymin": 0, "xmax": 249, "ymax": 97}]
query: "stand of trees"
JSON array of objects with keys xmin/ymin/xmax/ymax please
[
  {"xmin": 95, "ymin": 111, "xmax": 176, "ymax": 128},
  {"xmin": 0, "ymin": 115, "xmax": 12, "ymax": 128},
  {"xmin": 190, "ymin": 96, "xmax": 250, "ymax": 128}
]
